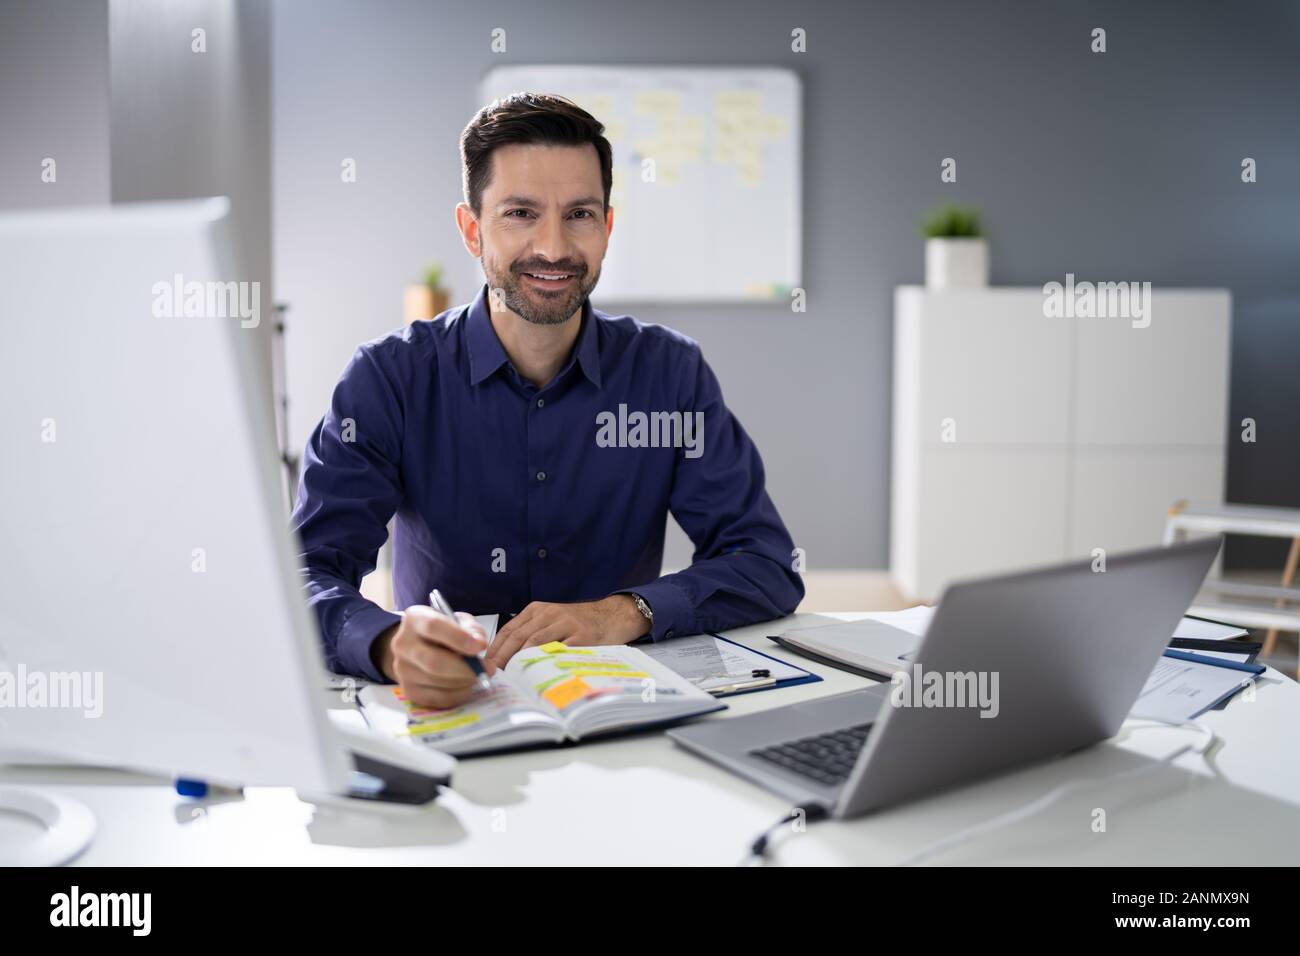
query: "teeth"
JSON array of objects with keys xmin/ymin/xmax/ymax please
[{"xmin": 528, "ymin": 273, "xmax": 571, "ymax": 280}]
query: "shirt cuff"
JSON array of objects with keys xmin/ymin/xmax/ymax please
[
  {"xmin": 616, "ymin": 578, "xmax": 693, "ymax": 642},
  {"xmin": 336, "ymin": 603, "xmax": 403, "ymax": 682}
]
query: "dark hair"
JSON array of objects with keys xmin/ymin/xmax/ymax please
[{"xmin": 460, "ymin": 92, "xmax": 613, "ymax": 216}]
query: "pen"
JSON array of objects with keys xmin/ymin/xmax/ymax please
[
  {"xmin": 428, "ymin": 588, "xmax": 494, "ymax": 694},
  {"xmin": 175, "ymin": 778, "xmax": 243, "ymax": 799},
  {"xmin": 707, "ymin": 676, "xmax": 777, "ymax": 696}
]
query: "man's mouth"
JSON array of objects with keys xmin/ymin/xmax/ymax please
[{"xmin": 520, "ymin": 270, "xmax": 578, "ymax": 290}]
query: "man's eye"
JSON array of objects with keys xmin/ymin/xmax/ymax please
[
  {"xmin": 506, "ymin": 209, "xmax": 532, "ymax": 218},
  {"xmin": 570, "ymin": 209, "xmax": 593, "ymax": 219}
]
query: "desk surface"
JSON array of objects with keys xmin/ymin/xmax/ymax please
[{"xmin": 4, "ymin": 612, "xmax": 1298, "ymax": 865}]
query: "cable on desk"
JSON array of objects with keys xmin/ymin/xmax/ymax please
[{"xmin": 741, "ymin": 803, "xmax": 830, "ymax": 865}]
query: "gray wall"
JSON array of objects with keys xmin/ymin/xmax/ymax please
[
  {"xmin": 0, "ymin": 0, "xmax": 274, "ymax": 384},
  {"xmin": 271, "ymin": 0, "xmax": 1300, "ymax": 570},
  {"xmin": 109, "ymin": 0, "xmax": 274, "ymax": 384},
  {"xmin": 0, "ymin": 0, "xmax": 111, "ymax": 209}
]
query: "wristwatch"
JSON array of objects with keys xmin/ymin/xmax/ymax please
[{"xmin": 630, "ymin": 592, "xmax": 654, "ymax": 631}]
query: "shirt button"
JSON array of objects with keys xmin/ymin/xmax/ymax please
[
  {"xmin": 665, "ymin": 629, "xmax": 675, "ymax": 639},
  {"xmin": 536, "ymin": 398, "xmax": 545, "ymax": 408},
  {"xmin": 537, "ymin": 547, "xmax": 548, "ymax": 559},
  {"xmin": 536, "ymin": 470, "xmax": 546, "ymax": 482}
]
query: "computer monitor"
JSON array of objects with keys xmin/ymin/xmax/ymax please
[{"xmin": 0, "ymin": 198, "xmax": 444, "ymax": 798}]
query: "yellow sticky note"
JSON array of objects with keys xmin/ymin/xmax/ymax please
[
  {"xmin": 761, "ymin": 114, "xmax": 788, "ymax": 138},
  {"xmin": 715, "ymin": 90, "xmax": 762, "ymax": 113},
  {"xmin": 542, "ymin": 676, "xmax": 594, "ymax": 710},
  {"xmin": 535, "ymin": 642, "xmax": 595, "ymax": 658},
  {"xmin": 634, "ymin": 90, "xmax": 681, "ymax": 116},
  {"xmin": 604, "ymin": 119, "xmax": 627, "ymax": 144}
]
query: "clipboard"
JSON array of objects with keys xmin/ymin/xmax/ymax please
[
  {"xmin": 1159, "ymin": 648, "xmax": 1266, "ymax": 716},
  {"xmin": 704, "ymin": 634, "xmax": 823, "ymax": 696},
  {"xmin": 639, "ymin": 632, "xmax": 822, "ymax": 698},
  {"xmin": 1167, "ymin": 613, "xmax": 1263, "ymax": 711},
  {"xmin": 1168, "ymin": 637, "xmax": 1262, "ymax": 664}
]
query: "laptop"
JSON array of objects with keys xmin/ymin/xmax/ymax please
[{"xmin": 668, "ymin": 538, "xmax": 1221, "ymax": 817}]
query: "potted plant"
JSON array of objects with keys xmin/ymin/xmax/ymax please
[
  {"xmin": 920, "ymin": 205, "xmax": 988, "ymax": 289},
  {"xmin": 403, "ymin": 262, "xmax": 450, "ymax": 323}
]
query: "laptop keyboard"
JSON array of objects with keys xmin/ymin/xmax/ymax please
[{"xmin": 749, "ymin": 723, "xmax": 873, "ymax": 787}]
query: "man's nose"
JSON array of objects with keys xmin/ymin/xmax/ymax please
[{"xmin": 530, "ymin": 213, "xmax": 569, "ymax": 263}]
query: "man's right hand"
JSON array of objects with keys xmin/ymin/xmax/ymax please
[{"xmin": 372, "ymin": 608, "xmax": 496, "ymax": 709}]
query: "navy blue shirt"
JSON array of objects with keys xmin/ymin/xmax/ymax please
[{"xmin": 291, "ymin": 285, "xmax": 804, "ymax": 680}]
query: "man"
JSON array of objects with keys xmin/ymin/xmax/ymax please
[{"xmin": 292, "ymin": 93, "xmax": 803, "ymax": 708}]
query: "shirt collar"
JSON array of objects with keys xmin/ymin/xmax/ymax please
[{"xmin": 465, "ymin": 283, "xmax": 602, "ymax": 389}]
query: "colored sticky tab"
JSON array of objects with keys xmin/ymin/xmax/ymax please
[
  {"xmin": 536, "ymin": 641, "xmax": 593, "ymax": 655},
  {"xmin": 554, "ymin": 658, "xmax": 619, "ymax": 671},
  {"xmin": 542, "ymin": 676, "xmax": 594, "ymax": 710},
  {"xmin": 408, "ymin": 713, "xmax": 480, "ymax": 736},
  {"xmin": 566, "ymin": 669, "xmax": 650, "ymax": 679}
]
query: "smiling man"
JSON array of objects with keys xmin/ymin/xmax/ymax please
[{"xmin": 291, "ymin": 93, "xmax": 803, "ymax": 708}]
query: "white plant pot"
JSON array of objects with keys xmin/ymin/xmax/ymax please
[{"xmin": 925, "ymin": 237, "xmax": 989, "ymax": 289}]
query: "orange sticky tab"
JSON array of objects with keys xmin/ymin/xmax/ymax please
[{"xmin": 542, "ymin": 676, "xmax": 594, "ymax": 710}]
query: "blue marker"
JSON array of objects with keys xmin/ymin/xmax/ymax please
[{"xmin": 175, "ymin": 778, "xmax": 243, "ymax": 798}]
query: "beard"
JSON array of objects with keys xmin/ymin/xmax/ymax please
[{"xmin": 483, "ymin": 254, "xmax": 601, "ymax": 327}]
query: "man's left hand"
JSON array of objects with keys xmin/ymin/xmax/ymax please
[{"xmin": 486, "ymin": 595, "xmax": 650, "ymax": 668}]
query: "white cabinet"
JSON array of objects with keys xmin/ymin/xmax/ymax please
[{"xmin": 891, "ymin": 286, "xmax": 1231, "ymax": 601}]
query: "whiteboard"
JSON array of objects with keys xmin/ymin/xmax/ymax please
[{"xmin": 480, "ymin": 66, "xmax": 802, "ymax": 304}]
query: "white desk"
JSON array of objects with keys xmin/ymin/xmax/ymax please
[{"xmin": 3, "ymin": 612, "xmax": 1298, "ymax": 865}]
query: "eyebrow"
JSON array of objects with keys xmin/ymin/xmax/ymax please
[{"xmin": 497, "ymin": 195, "xmax": 604, "ymax": 211}]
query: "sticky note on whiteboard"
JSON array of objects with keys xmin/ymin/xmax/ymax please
[{"xmin": 479, "ymin": 65, "xmax": 801, "ymax": 302}]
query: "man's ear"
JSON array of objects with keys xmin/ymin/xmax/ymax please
[
  {"xmin": 605, "ymin": 204, "xmax": 614, "ymax": 241},
  {"xmin": 455, "ymin": 202, "xmax": 482, "ymax": 257}
]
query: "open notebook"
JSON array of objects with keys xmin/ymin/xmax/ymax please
[{"xmin": 358, "ymin": 641, "xmax": 726, "ymax": 756}]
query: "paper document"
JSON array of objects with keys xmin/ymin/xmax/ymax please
[
  {"xmin": 1130, "ymin": 654, "xmax": 1257, "ymax": 721},
  {"xmin": 639, "ymin": 633, "xmax": 807, "ymax": 691},
  {"xmin": 1172, "ymin": 617, "xmax": 1249, "ymax": 641}
]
